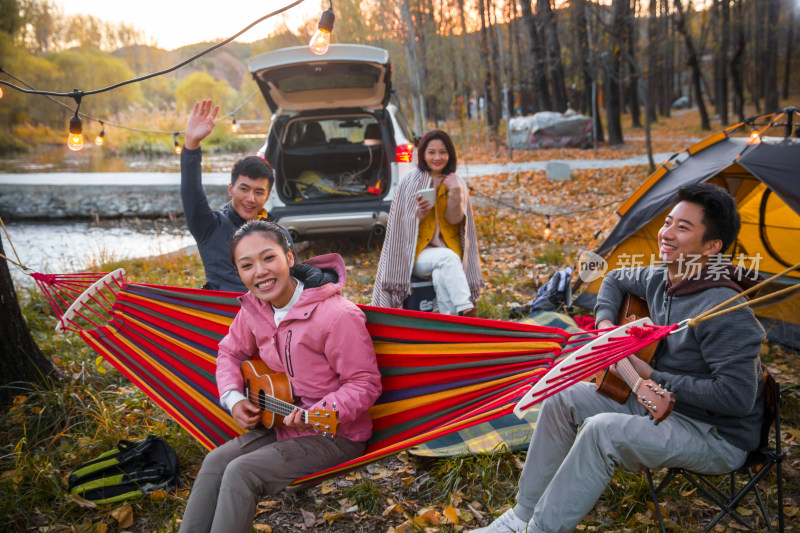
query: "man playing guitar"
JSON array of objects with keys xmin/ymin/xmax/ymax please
[{"xmin": 471, "ymin": 183, "xmax": 766, "ymax": 533}]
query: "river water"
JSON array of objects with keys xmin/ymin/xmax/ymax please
[{"xmin": 0, "ymin": 148, "xmax": 219, "ymax": 288}]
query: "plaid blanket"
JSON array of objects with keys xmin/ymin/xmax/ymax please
[{"xmin": 410, "ymin": 311, "xmax": 586, "ymax": 456}]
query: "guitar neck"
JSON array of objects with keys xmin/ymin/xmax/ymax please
[
  {"xmin": 255, "ymin": 395, "xmax": 307, "ymax": 422},
  {"xmin": 615, "ymin": 358, "xmax": 644, "ymax": 393}
]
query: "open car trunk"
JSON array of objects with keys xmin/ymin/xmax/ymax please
[{"xmin": 273, "ymin": 114, "xmax": 391, "ymax": 203}]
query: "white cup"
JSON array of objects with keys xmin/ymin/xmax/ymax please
[{"xmin": 416, "ymin": 188, "xmax": 436, "ymax": 205}]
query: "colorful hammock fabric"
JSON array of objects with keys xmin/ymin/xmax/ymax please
[{"xmin": 71, "ymin": 280, "xmax": 570, "ymax": 486}]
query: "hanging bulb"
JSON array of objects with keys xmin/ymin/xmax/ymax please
[
  {"xmin": 173, "ymin": 133, "xmax": 182, "ymax": 155},
  {"xmin": 0, "ymin": 86, "xmax": 3, "ymax": 99},
  {"xmin": 309, "ymin": 7, "xmax": 335, "ymax": 55},
  {"xmin": 68, "ymin": 113, "xmax": 83, "ymax": 151},
  {"xmin": 748, "ymin": 129, "xmax": 761, "ymax": 145},
  {"xmin": 95, "ymin": 122, "xmax": 105, "ymax": 146},
  {"xmin": 231, "ymin": 118, "xmax": 238, "ymax": 133},
  {"xmin": 543, "ymin": 216, "xmax": 552, "ymax": 239}
]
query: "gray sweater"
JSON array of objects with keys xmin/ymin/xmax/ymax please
[
  {"xmin": 181, "ymin": 148, "xmax": 287, "ymax": 292},
  {"xmin": 595, "ymin": 266, "xmax": 765, "ymax": 451}
]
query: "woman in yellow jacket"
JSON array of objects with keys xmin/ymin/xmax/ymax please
[{"xmin": 372, "ymin": 130, "xmax": 483, "ymax": 315}]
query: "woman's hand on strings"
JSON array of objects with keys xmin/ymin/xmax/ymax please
[
  {"xmin": 283, "ymin": 408, "xmax": 312, "ymax": 431},
  {"xmin": 232, "ymin": 399, "xmax": 261, "ymax": 430}
]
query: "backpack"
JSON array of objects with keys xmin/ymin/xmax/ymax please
[
  {"xmin": 67, "ymin": 435, "xmax": 180, "ymax": 504},
  {"xmin": 509, "ymin": 267, "xmax": 574, "ymax": 319},
  {"xmin": 529, "ymin": 266, "xmax": 573, "ymax": 312}
]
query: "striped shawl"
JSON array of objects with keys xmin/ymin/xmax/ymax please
[{"xmin": 371, "ymin": 169, "xmax": 484, "ymax": 309}]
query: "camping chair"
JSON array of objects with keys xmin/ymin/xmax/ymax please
[{"xmin": 645, "ymin": 366, "xmax": 785, "ymax": 532}]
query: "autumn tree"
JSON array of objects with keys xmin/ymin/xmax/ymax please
[
  {"xmin": 519, "ymin": 0, "xmax": 551, "ymax": 112},
  {"xmin": 674, "ymin": 0, "xmax": 711, "ymax": 130}
]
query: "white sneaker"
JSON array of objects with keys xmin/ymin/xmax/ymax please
[{"xmin": 468, "ymin": 508, "xmax": 531, "ymax": 532}]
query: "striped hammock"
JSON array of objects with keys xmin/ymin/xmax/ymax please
[
  {"xmin": 44, "ymin": 272, "xmax": 565, "ymax": 486},
  {"xmin": 36, "ymin": 269, "xmax": 671, "ymax": 487}
]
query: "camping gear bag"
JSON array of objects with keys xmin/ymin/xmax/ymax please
[{"xmin": 67, "ymin": 434, "xmax": 180, "ymax": 504}]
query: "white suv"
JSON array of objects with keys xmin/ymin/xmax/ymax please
[{"xmin": 250, "ymin": 44, "xmax": 417, "ymax": 241}]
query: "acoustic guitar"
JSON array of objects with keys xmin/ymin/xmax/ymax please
[
  {"xmin": 594, "ymin": 293, "xmax": 676, "ymax": 422},
  {"xmin": 241, "ymin": 359, "xmax": 339, "ymax": 436}
]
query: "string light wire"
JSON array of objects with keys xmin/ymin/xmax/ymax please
[
  {"xmin": 0, "ymin": 0, "xmax": 306, "ymax": 99},
  {"xmin": 469, "ymin": 186, "xmax": 622, "ymax": 218}
]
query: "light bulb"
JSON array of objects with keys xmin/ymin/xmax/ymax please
[
  {"xmin": 68, "ymin": 113, "xmax": 83, "ymax": 151},
  {"xmin": 748, "ymin": 130, "xmax": 761, "ymax": 145},
  {"xmin": 231, "ymin": 119, "xmax": 238, "ymax": 133},
  {"xmin": 0, "ymin": 86, "xmax": 3, "ymax": 99},
  {"xmin": 543, "ymin": 217, "xmax": 552, "ymax": 239},
  {"xmin": 309, "ymin": 8, "xmax": 335, "ymax": 55},
  {"xmin": 174, "ymin": 141, "xmax": 182, "ymax": 155},
  {"xmin": 309, "ymin": 29, "xmax": 331, "ymax": 55},
  {"xmin": 68, "ymin": 133, "xmax": 83, "ymax": 151},
  {"xmin": 96, "ymin": 129, "xmax": 105, "ymax": 146}
]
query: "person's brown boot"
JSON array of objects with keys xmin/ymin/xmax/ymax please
[{"xmin": 459, "ymin": 308, "xmax": 477, "ymax": 318}]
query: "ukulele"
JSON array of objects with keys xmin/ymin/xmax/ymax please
[
  {"xmin": 241, "ymin": 359, "xmax": 339, "ymax": 435},
  {"xmin": 594, "ymin": 293, "xmax": 676, "ymax": 422}
]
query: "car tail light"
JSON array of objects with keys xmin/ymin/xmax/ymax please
[{"xmin": 396, "ymin": 142, "xmax": 414, "ymax": 163}]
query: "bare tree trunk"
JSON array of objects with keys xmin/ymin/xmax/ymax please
[
  {"xmin": 659, "ymin": 0, "xmax": 673, "ymax": 117},
  {"xmin": 0, "ymin": 240, "xmax": 55, "ymax": 406},
  {"xmin": 457, "ymin": 0, "xmax": 473, "ymax": 120},
  {"xmin": 537, "ymin": 0, "xmax": 567, "ymax": 111},
  {"xmin": 715, "ymin": 0, "xmax": 730, "ymax": 126},
  {"xmin": 624, "ymin": 0, "xmax": 641, "ymax": 128},
  {"xmin": 764, "ymin": 0, "xmax": 780, "ymax": 112},
  {"xmin": 477, "ymin": 0, "xmax": 499, "ymax": 131},
  {"xmin": 573, "ymin": 0, "xmax": 604, "ymax": 142},
  {"xmin": 783, "ymin": 7, "xmax": 794, "ymax": 101},
  {"xmin": 674, "ymin": 0, "xmax": 711, "ymax": 130},
  {"xmin": 606, "ymin": 0, "xmax": 626, "ymax": 145},
  {"xmin": 731, "ymin": 0, "xmax": 746, "ymax": 122},
  {"xmin": 487, "ymin": 0, "xmax": 503, "ymax": 133},
  {"xmin": 646, "ymin": 0, "xmax": 658, "ymax": 122},
  {"xmin": 512, "ymin": 6, "xmax": 532, "ymax": 114},
  {"xmin": 574, "ymin": 0, "xmax": 593, "ymax": 114},
  {"xmin": 402, "ymin": 0, "xmax": 426, "ymax": 132},
  {"xmin": 519, "ymin": 0, "xmax": 552, "ymax": 111},
  {"xmin": 751, "ymin": 0, "xmax": 764, "ymax": 112}
]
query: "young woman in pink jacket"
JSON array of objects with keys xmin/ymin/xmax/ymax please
[{"xmin": 180, "ymin": 221, "xmax": 382, "ymax": 533}]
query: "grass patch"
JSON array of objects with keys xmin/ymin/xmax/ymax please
[{"xmin": 419, "ymin": 448, "xmax": 521, "ymax": 508}]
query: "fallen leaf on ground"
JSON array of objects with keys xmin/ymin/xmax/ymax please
[{"xmin": 110, "ymin": 503, "xmax": 134, "ymax": 528}]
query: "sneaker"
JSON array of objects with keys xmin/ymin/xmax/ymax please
[{"xmin": 467, "ymin": 508, "xmax": 531, "ymax": 532}]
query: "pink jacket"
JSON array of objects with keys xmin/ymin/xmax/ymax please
[{"xmin": 215, "ymin": 253, "xmax": 382, "ymax": 442}]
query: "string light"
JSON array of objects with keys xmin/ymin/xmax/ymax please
[
  {"xmin": 309, "ymin": 4, "xmax": 335, "ymax": 55},
  {"xmin": 0, "ymin": 86, "xmax": 3, "ymax": 99},
  {"xmin": 95, "ymin": 121, "xmax": 105, "ymax": 146},
  {"xmin": 748, "ymin": 129, "xmax": 761, "ymax": 145},
  {"xmin": 173, "ymin": 133, "xmax": 182, "ymax": 155},
  {"xmin": 231, "ymin": 117, "xmax": 238, "ymax": 133},
  {"xmin": 543, "ymin": 216, "xmax": 552, "ymax": 239},
  {"xmin": 67, "ymin": 91, "xmax": 83, "ymax": 151}
]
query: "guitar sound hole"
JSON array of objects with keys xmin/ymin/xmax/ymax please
[{"xmin": 258, "ymin": 389, "xmax": 266, "ymax": 409}]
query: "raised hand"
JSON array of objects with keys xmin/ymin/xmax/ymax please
[{"xmin": 184, "ymin": 99, "xmax": 219, "ymax": 150}]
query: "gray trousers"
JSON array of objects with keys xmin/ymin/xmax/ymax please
[
  {"xmin": 179, "ymin": 427, "xmax": 365, "ymax": 533},
  {"xmin": 513, "ymin": 382, "xmax": 747, "ymax": 533}
]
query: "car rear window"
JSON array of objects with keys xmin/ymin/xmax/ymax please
[{"xmin": 284, "ymin": 117, "xmax": 380, "ymax": 146}]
